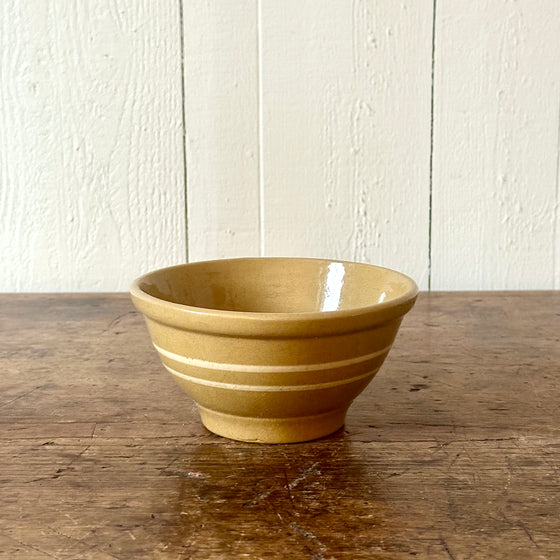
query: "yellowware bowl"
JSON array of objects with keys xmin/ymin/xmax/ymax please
[{"xmin": 130, "ymin": 258, "xmax": 418, "ymax": 443}]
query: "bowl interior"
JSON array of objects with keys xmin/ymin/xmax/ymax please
[{"xmin": 137, "ymin": 258, "xmax": 415, "ymax": 315}]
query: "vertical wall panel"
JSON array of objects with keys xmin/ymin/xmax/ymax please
[
  {"xmin": 259, "ymin": 0, "xmax": 433, "ymax": 288},
  {"xmin": 0, "ymin": 0, "xmax": 185, "ymax": 292},
  {"xmin": 431, "ymin": 1, "xmax": 560, "ymax": 290},
  {"xmin": 184, "ymin": 0, "xmax": 260, "ymax": 262}
]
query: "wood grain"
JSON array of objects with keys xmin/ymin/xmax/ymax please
[
  {"xmin": 0, "ymin": 0, "xmax": 185, "ymax": 292},
  {"xmin": 431, "ymin": 0, "xmax": 560, "ymax": 290},
  {"xmin": 1, "ymin": 292, "xmax": 559, "ymax": 558},
  {"xmin": 260, "ymin": 1, "xmax": 433, "ymax": 289},
  {"xmin": 183, "ymin": 0, "xmax": 261, "ymax": 262}
]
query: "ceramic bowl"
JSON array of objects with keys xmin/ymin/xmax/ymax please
[{"xmin": 130, "ymin": 257, "xmax": 418, "ymax": 443}]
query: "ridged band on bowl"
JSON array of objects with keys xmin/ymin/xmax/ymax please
[{"xmin": 140, "ymin": 314, "xmax": 403, "ymax": 442}]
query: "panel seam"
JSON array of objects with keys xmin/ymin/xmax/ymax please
[
  {"xmin": 178, "ymin": 0, "xmax": 189, "ymax": 262},
  {"xmin": 428, "ymin": 0, "xmax": 437, "ymax": 290}
]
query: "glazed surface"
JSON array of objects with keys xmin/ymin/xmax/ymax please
[{"xmin": 137, "ymin": 258, "xmax": 415, "ymax": 314}]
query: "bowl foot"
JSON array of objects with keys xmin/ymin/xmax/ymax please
[{"xmin": 197, "ymin": 405, "xmax": 347, "ymax": 444}]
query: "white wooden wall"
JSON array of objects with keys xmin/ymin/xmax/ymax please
[
  {"xmin": 1, "ymin": 1, "xmax": 559, "ymax": 292},
  {"xmin": 0, "ymin": 1, "xmax": 185, "ymax": 292}
]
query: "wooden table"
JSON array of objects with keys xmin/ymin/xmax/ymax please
[{"xmin": 1, "ymin": 292, "xmax": 559, "ymax": 559}]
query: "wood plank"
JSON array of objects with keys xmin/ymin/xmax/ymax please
[
  {"xmin": 431, "ymin": 0, "xmax": 560, "ymax": 290},
  {"xmin": 1, "ymin": 293, "xmax": 559, "ymax": 558},
  {"xmin": 0, "ymin": 0, "xmax": 185, "ymax": 292},
  {"xmin": 183, "ymin": 0, "xmax": 260, "ymax": 261},
  {"xmin": 259, "ymin": 0, "xmax": 433, "ymax": 289},
  {"xmin": 1, "ymin": 292, "xmax": 559, "ymax": 437},
  {"xmin": 1, "ymin": 438, "xmax": 558, "ymax": 559}
]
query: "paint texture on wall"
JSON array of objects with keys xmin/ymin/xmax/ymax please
[
  {"xmin": 1, "ymin": 1, "xmax": 559, "ymax": 291},
  {"xmin": 0, "ymin": 1, "xmax": 185, "ymax": 291}
]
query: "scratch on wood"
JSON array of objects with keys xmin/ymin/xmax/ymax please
[
  {"xmin": 0, "ymin": 385, "xmax": 43, "ymax": 408},
  {"xmin": 28, "ymin": 443, "xmax": 92, "ymax": 483},
  {"xmin": 440, "ymin": 537, "xmax": 456, "ymax": 560},
  {"xmin": 64, "ymin": 513, "xmax": 78, "ymax": 525},
  {"xmin": 518, "ymin": 520, "xmax": 538, "ymax": 548},
  {"xmin": 185, "ymin": 471, "xmax": 209, "ymax": 479},
  {"xmin": 160, "ymin": 455, "xmax": 180, "ymax": 472},
  {"xmin": 503, "ymin": 468, "xmax": 511, "ymax": 493},
  {"xmin": 103, "ymin": 311, "xmax": 137, "ymax": 334},
  {"xmin": 429, "ymin": 440, "xmax": 451, "ymax": 453},
  {"xmin": 243, "ymin": 488, "xmax": 274, "ymax": 508},
  {"xmin": 76, "ymin": 444, "xmax": 91, "ymax": 459},
  {"xmin": 289, "ymin": 521, "xmax": 328, "ymax": 560},
  {"xmin": 286, "ymin": 461, "xmax": 321, "ymax": 490},
  {"xmin": 284, "ymin": 469, "xmax": 296, "ymax": 509},
  {"xmin": 448, "ymin": 452, "xmax": 460, "ymax": 468},
  {"xmin": 0, "ymin": 530, "xmax": 58, "ymax": 559},
  {"xmin": 49, "ymin": 525, "xmax": 122, "ymax": 560},
  {"xmin": 244, "ymin": 461, "xmax": 321, "ymax": 510},
  {"xmin": 161, "ymin": 468, "xmax": 210, "ymax": 480}
]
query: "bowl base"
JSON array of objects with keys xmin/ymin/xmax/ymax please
[{"xmin": 197, "ymin": 405, "xmax": 347, "ymax": 444}]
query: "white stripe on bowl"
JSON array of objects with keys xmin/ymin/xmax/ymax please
[
  {"xmin": 162, "ymin": 363, "xmax": 380, "ymax": 392},
  {"xmin": 153, "ymin": 342, "xmax": 392, "ymax": 374}
]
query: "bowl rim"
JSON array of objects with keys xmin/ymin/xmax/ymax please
[{"xmin": 130, "ymin": 257, "xmax": 419, "ymax": 325}]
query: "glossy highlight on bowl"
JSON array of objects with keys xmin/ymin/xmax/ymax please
[{"xmin": 130, "ymin": 257, "xmax": 418, "ymax": 443}]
